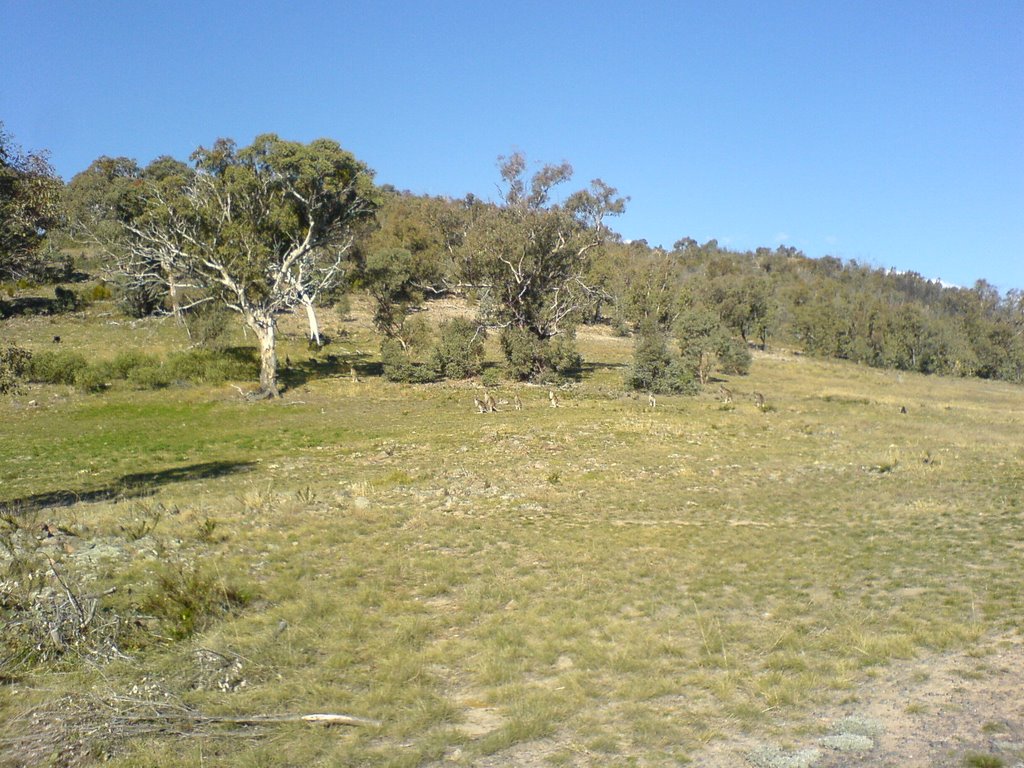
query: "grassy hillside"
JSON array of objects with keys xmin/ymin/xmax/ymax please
[{"xmin": 1, "ymin": 295, "xmax": 1022, "ymax": 767}]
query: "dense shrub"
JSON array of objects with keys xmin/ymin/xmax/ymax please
[
  {"xmin": 165, "ymin": 349, "xmax": 258, "ymax": 384},
  {"xmin": 717, "ymin": 336, "xmax": 752, "ymax": 375},
  {"xmin": 118, "ymin": 282, "xmax": 163, "ymax": 318},
  {"xmin": 73, "ymin": 365, "xmax": 108, "ymax": 393},
  {"xmin": 127, "ymin": 365, "xmax": 172, "ymax": 389},
  {"xmin": 500, "ymin": 328, "xmax": 544, "ymax": 381},
  {"xmin": 431, "ymin": 318, "xmax": 485, "ymax": 379},
  {"xmin": 85, "ymin": 281, "xmax": 114, "ymax": 302},
  {"xmin": 500, "ymin": 327, "xmax": 583, "ymax": 382},
  {"xmin": 381, "ymin": 339, "xmax": 436, "ymax": 383},
  {"xmin": 0, "ymin": 344, "xmax": 32, "ymax": 394},
  {"xmin": 53, "ymin": 286, "xmax": 82, "ymax": 313},
  {"xmin": 26, "ymin": 350, "xmax": 89, "ymax": 385},
  {"xmin": 185, "ymin": 302, "xmax": 234, "ymax": 349},
  {"xmin": 628, "ymin": 325, "xmax": 699, "ymax": 394},
  {"xmin": 547, "ymin": 332, "xmax": 583, "ymax": 379},
  {"xmin": 106, "ymin": 350, "xmax": 161, "ymax": 380}
]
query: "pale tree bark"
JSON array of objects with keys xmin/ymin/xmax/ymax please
[
  {"xmin": 111, "ymin": 135, "xmax": 375, "ymax": 398},
  {"xmin": 247, "ymin": 309, "xmax": 280, "ymax": 398},
  {"xmin": 301, "ymin": 293, "xmax": 322, "ymax": 347}
]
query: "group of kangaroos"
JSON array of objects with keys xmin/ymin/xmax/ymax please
[{"xmin": 473, "ymin": 384, "xmax": 768, "ymax": 413}]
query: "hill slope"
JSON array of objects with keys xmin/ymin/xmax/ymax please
[{"xmin": 1, "ymin": 300, "xmax": 1022, "ymax": 767}]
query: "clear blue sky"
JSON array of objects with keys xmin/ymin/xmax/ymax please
[{"xmin": 3, "ymin": 0, "xmax": 1022, "ymax": 291}]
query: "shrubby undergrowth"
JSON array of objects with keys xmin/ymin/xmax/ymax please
[{"xmin": 24, "ymin": 347, "xmax": 259, "ymax": 392}]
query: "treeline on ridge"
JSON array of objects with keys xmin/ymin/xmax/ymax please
[{"xmin": 2, "ymin": 125, "xmax": 1022, "ymax": 397}]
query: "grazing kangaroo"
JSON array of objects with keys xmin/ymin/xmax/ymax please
[
  {"xmin": 482, "ymin": 391, "xmax": 498, "ymax": 413},
  {"xmin": 474, "ymin": 397, "xmax": 486, "ymax": 413}
]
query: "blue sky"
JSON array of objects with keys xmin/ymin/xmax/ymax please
[{"xmin": 3, "ymin": 1, "xmax": 1022, "ymax": 291}]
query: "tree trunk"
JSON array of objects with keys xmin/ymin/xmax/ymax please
[
  {"xmin": 302, "ymin": 295, "xmax": 322, "ymax": 347},
  {"xmin": 160, "ymin": 255, "xmax": 182, "ymax": 323},
  {"xmin": 248, "ymin": 310, "xmax": 281, "ymax": 398}
]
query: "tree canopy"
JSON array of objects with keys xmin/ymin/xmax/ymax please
[
  {"xmin": 0, "ymin": 122, "xmax": 63, "ymax": 281},
  {"xmin": 110, "ymin": 134, "xmax": 377, "ymax": 396},
  {"xmin": 448, "ymin": 153, "xmax": 626, "ymax": 379}
]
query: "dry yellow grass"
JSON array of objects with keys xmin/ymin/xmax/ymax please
[{"xmin": 1, "ymin": 297, "xmax": 1022, "ymax": 767}]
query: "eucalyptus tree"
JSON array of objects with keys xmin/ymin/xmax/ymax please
[
  {"xmin": 0, "ymin": 122, "xmax": 63, "ymax": 282},
  {"xmin": 119, "ymin": 134, "xmax": 376, "ymax": 397},
  {"xmin": 451, "ymin": 152, "xmax": 626, "ymax": 379},
  {"xmin": 67, "ymin": 155, "xmax": 195, "ymax": 317}
]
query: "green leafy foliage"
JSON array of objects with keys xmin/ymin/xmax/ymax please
[
  {"xmin": 0, "ymin": 123, "xmax": 64, "ymax": 282},
  {"xmin": 184, "ymin": 302, "xmax": 235, "ymax": 350},
  {"xmin": 360, "ymin": 246, "xmax": 423, "ymax": 344},
  {"xmin": 26, "ymin": 350, "xmax": 89, "ymax": 385},
  {"xmin": 431, "ymin": 317, "xmax": 485, "ymax": 379},
  {"xmin": 142, "ymin": 559, "xmax": 251, "ymax": 640},
  {"xmin": 627, "ymin": 322, "xmax": 698, "ymax": 394},
  {"xmin": 450, "ymin": 153, "xmax": 625, "ymax": 380},
  {"xmin": 380, "ymin": 338, "xmax": 436, "ymax": 383},
  {"xmin": 0, "ymin": 344, "xmax": 31, "ymax": 393},
  {"xmin": 499, "ymin": 326, "xmax": 582, "ymax": 382}
]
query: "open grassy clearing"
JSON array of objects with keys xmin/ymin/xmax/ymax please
[{"xmin": 1, "ymin": 297, "xmax": 1022, "ymax": 767}]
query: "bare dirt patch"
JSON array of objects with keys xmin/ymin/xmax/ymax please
[{"xmin": 702, "ymin": 633, "xmax": 1024, "ymax": 768}]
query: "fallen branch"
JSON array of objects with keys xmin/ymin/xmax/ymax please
[{"xmin": 195, "ymin": 713, "xmax": 381, "ymax": 727}]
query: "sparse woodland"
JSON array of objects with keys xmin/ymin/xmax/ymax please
[
  {"xmin": 2, "ymin": 125, "xmax": 1023, "ymax": 767},
  {"xmin": 2, "ymin": 125, "xmax": 1023, "ymax": 396}
]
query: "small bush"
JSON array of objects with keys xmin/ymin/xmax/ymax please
[
  {"xmin": 165, "ymin": 350, "xmax": 215, "ymax": 383},
  {"xmin": 500, "ymin": 327, "xmax": 582, "ymax": 382},
  {"xmin": 107, "ymin": 350, "xmax": 161, "ymax": 380},
  {"xmin": 718, "ymin": 336, "xmax": 752, "ymax": 375},
  {"xmin": 163, "ymin": 349, "xmax": 258, "ymax": 384},
  {"xmin": 963, "ymin": 754, "xmax": 1005, "ymax": 768},
  {"xmin": 73, "ymin": 366, "xmax": 107, "ymax": 393},
  {"xmin": 0, "ymin": 344, "xmax": 32, "ymax": 394},
  {"xmin": 142, "ymin": 560, "xmax": 251, "ymax": 639},
  {"xmin": 431, "ymin": 317, "xmax": 485, "ymax": 379},
  {"xmin": 118, "ymin": 282, "xmax": 163, "ymax": 318},
  {"xmin": 85, "ymin": 282, "xmax": 114, "ymax": 302},
  {"xmin": 381, "ymin": 339, "xmax": 436, "ymax": 383},
  {"xmin": 185, "ymin": 303, "xmax": 234, "ymax": 350},
  {"xmin": 332, "ymin": 291, "xmax": 352, "ymax": 320},
  {"xmin": 53, "ymin": 286, "xmax": 82, "ymax": 313},
  {"xmin": 128, "ymin": 365, "xmax": 172, "ymax": 390},
  {"xmin": 26, "ymin": 350, "xmax": 89, "ymax": 385}
]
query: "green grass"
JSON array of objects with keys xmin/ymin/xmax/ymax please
[{"xmin": 1, "ymin": 298, "xmax": 1022, "ymax": 766}]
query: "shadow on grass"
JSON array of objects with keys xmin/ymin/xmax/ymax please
[
  {"xmin": 279, "ymin": 351, "xmax": 375, "ymax": 389},
  {"xmin": 0, "ymin": 295, "xmax": 62, "ymax": 319},
  {"xmin": 580, "ymin": 361, "xmax": 627, "ymax": 375},
  {"xmin": 0, "ymin": 460, "xmax": 257, "ymax": 515}
]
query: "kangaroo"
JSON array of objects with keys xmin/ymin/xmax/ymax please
[{"xmin": 482, "ymin": 391, "xmax": 498, "ymax": 413}]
